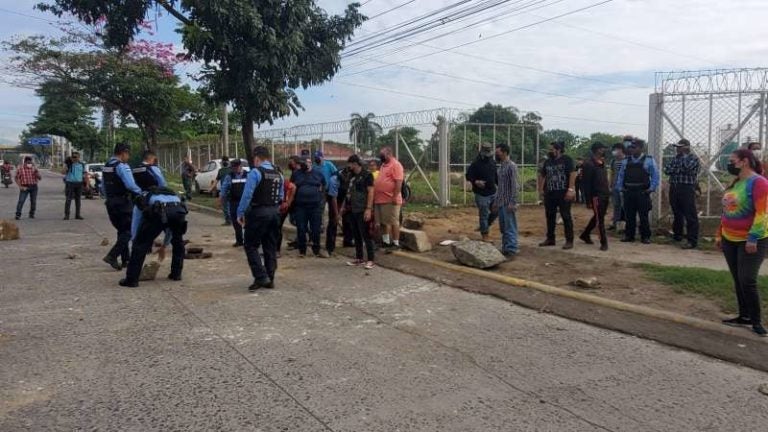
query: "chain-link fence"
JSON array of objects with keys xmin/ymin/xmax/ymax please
[{"xmin": 649, "ymin": 69, "xmax": 768, "ymax": 220}]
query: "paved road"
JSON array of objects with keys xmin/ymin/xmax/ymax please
[{"xmin": 1, "ymin": 171, "xmax": 768, "ymax": 431}]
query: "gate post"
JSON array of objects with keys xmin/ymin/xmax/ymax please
[
  {"xmin": 648, "ymin": 93, "xmax": 664, "ymax": 223},
  {"xmin": 438, "ymin": 117, "xmax": 450, "ymax": 207}
]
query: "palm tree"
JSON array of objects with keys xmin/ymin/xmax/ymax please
[{"xmin": 349, "ymin": 112, "xmax": 383, "ymax": 155}]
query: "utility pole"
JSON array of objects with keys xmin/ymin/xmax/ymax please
[{"xmin": 222, "ymin": 103, "xmax": 229, "ymax": 157}]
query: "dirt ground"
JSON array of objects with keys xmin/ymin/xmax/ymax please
[{"xmin": 407, "ymin": 205, "xmax": 727, "ymax": 322}]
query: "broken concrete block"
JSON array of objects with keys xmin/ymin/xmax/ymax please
[
  {"xmin": 451, "ymin": 240, "xmax": 506, "ymax": 269},
  {"xmin": 187, "ymin": 247, "xmax": 204, "ymax": 254},
  {"xmin": 399, "ymin": 228, "xmax": 432, "ymax": 253},
  {"xmin": 185, "ymin": 252, "xmax": 213, "ymax": 259},
  {"xmin": 139, "ymin": 261, "xmax": 160, "ymax": 281},
  {"xmin": 0, "ymin": 220, "xmax": 20, "ymax": 241},
  {"xmin": 402, "ymin": 213, "xmax": 425, "ymax": 230},
  {"xmin": 572, "ymin": 277, "xmax": 600, "ymax": 289}
]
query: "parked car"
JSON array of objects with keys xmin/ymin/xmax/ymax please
[{"xmin": 194, "ymin": 158, "xmax": 250, "ymax": 197}]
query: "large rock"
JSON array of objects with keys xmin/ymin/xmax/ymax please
[
  {"xmin": 399, "ymin": 228, "xmax": 432, "ymax": 253},
  {"xmin": 451, "ymin": 240, "xmax": 506, "ymax": 269},
  {"xmin": 139, "ymin": 261, "xmax": 160, "ymax": 281},
  {"xmin": 0, "ymin": 220, "xmax": 20, "ymax": 241},
  {"xmin": 402, "ymin": 213, "xmax": 425, "ymax": 230}
]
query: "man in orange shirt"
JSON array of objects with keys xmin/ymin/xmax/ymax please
[{"xmin": 373, "ymin": 146, "xmax": 404, "ymax": 249}]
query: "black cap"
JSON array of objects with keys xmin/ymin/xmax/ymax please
[
  {"xmin": 230, "ymin": 159, "xmax": 242, "ymax": 166},
  {"xmin": 113, "ymin": 143, "xmax": 131, "ymax": 154},
  {"xmin": 674, "ymin": 138, "xmax": 691, "ymax": 147}
]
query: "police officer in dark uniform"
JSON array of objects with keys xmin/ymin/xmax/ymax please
[
  {"xmin": 101, "ymin": 143, "xmax": 143, "ymax": 270},
  {"xmin": 616, "ymin": 139, "xmax": 660, "ymax": 244},
  {"xmin": 219, "ymin": 159, "xmax": 248, "ymax": 247},
  {"xmin": 236, "ymin": 146, "xmax": 283, "ymax": 292},
  {"xmin": 119, "ymin": 178, "xmax": 188, "ymax": 288}
]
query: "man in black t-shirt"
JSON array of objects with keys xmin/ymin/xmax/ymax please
[
  {"xmin": 538, "ymin": 141, "xmax": 577, "ymax": 249},
  {"xmin": 343, "ymin": 155, "xmax": 376, "ymax": 269}
]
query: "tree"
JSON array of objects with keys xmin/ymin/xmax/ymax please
[
  {"xmin": 466, "ymin": 103, "xmax": 520, "ymax": 124},
  {"xmin": 541, "ymin": 129, "xmax": 577, "ymax": 147},
  {"xmin": 350, "ymin": 112, "xmax": 383, "ymax": 154},
  {"xmin": 29, "ymin": 80, "xmax": 104, "ymax": 160},
  {"xmin": 40, "ymin": 1, "xmax": 366, "ymax": 162},
  {"xmin": 376, "ymin": 126, "xmax": 423, "ymax": 168},
  {"xmin": 5, "ymin": 27, "xmax": 187, "ymax": 150}
]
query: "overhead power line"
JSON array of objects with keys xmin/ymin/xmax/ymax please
[
  {"xmin": 366, "ymin": 0, "xmax": 418, "ymax": 21},
  {"xmin": 342, "ymin": 0, "xmax": 615, "ymax": 78}
]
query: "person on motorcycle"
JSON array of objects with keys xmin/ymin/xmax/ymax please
[{"xmin": 1, "ymin": 160, "xmax": 12, "ymax": 188}]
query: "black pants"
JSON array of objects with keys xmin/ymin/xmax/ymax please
[
  {"xmin": 244, "ymin": 209, "xmax": 280, "ymax": 282},
  {"xmin": 295, "ymin": 204, "xmax": 322, "ymax": 255},
  {"xmin": 722, "ymin": 238, "xmax": 768, "ymax": 324},
  {"xmin": 350, "ymin": 211, "xmax": 375, "ymax": 261},
  {"xmin": 341, "ymin": 198, "xmax": 354, "ymax": 247},
  {"xmin": 125, "ymin": 206, "xmax": 187, "ymax": 284},
  {"xmin": 545, "ymin": 191, "xmax": 574, "ymax": 242},
  {"xmin": 581, "ymin": 195, "xmax": 609, "ymax": 245},
  {"xmin": 623, "ymin": 189, "xmax": 652, "ymax": 241},
  {"xmin": 326, "ymin": 195, "xmax": 339, "ymax": 253},
  {"xmin": 228, "ymin": 203, "xmax": 243, "ymax": 245},
  {"xmin": 106, "ymin": 197, "xmax": 133, "ymax": 264},
  {"xmin": 64, "ymin": 181, "xmax": 83, "ymax": 217},
  {"xmin": 670, "ymin": 183, "xmax": 699, "ymax": 246}
]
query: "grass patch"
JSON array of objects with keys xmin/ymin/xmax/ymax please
[{"xmin": 640, "ymin": 264, "xmax": 768, "ymax": 314}]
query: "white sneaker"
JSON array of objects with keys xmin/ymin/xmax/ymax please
[
  {"xmin": 364, "ymin": 261, "xmax": 375, "ymax": 270},
  {"xmin": 346, "ymin": 259, "xmax": 364, "ymax": 266}
]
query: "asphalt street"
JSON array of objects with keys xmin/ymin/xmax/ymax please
[{"xmin": 1, "ymin": 170, "xmax": 767, "ymax": 431}]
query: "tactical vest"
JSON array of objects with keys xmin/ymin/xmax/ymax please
[
  {"xmin": 132, "ymin": 163, "xmax": 158, "ymax": 191},
  {"xmin": 102, "ymin": 158, "xmax": 127, "ymax": 198},
  {"xmin": 250, "ymin": 167, "xmax": 282, "ymax": 207},
  {"xmin": 229, "ymin": 173, "xmax": 247, "ymax": 203},
  {"xmin": 624, "ymin": 155, "xmax": 650, "ymax": 189}
]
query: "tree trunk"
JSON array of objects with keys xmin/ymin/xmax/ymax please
[
  {"xmin": 241, "ymin": 108, "xmax": 255, "ymax": 167},
  {"xmin": 146, "ymin": 124, "xmax": 158, "ymax": 152}
]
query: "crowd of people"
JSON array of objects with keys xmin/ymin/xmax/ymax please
[
  {"xmin": 465, "ymin": 136, "xmax": 767, "ymax": 336},
  {"xmin": 4, "ymin": 135, "xmax": 767, "ymax": 337}
]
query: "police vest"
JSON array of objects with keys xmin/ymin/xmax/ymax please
[
  {"xmin": 624, "ymin": 156, "xmax": 650, "ymax": 189},
  {"xmin": 229, "ymin": 173, "xmax": 247, "ymax": 203},
  {"xmin": 250, "ymin": 167, "xmax": 282, "ymax": 207},
  {"xmin": 102, "ymin": 158, "xmax": 128, "ymax": 198},
  {"xmin": 132, "ymin": 163, "xmax": 158, "ymax": 191}
]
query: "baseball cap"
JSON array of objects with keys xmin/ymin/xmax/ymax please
[
  {"xmin": 114, "ymin": 143, "xmax": 131, "ymax": 154},
  {"xmin": 314, "ymin": 150, "xmax": 324, "ymax": 159},
  {"xmin": 230, "ymin": 159, "xmax": 242, "ymax": 166},
  {"xmin": 674, "ymin": 138, "xmax": 691, "ymax": 147}
]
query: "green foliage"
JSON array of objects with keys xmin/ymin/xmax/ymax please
[
  {"xmin": 350, "ymin": 112, "xmax": 383, "ymax": 154},
  {"xmin": 641, "ymin": 264, "xmax": 768, "ymax": 313},
  {"xmin": 376, "ymin": 126, "xmax": 423, "ymax": 168}
]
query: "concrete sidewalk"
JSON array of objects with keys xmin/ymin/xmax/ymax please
[{"xmin": 1, "ymin": 171, "xmax": 768, "ymax": 431}]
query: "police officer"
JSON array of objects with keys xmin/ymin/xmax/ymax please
[
  {"xmin": 219, "ymin": 159, "xmax": 248, "ymax": 247},
  {"xmin": 131, "ymin": 150, "xmax": 168, "ymax": 239},
  {"xmin": 616, "ymin": 139, "xmax": 660, "ymax": 244},
  {"xmin": 102, "ymin": 143, "xmax": 143, "ymax": 271},
  {"xmin": 120, "ymin": 180, "xmax": 188, "ymax": 288},
  {"xmin": 236, "ymin": 146, "xmax": 283, "ymax": 292}
]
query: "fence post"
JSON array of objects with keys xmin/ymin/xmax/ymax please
[
  {"xmin": 648, "ymin": 93, "xmax": 664, "ymax": 222},
  {"xmin": 438, "ymin": 117, "xmax": 450, "ymax": 207},
  {"xmin": 707, "ymin": 93, "xmax": 714, "ymax": 216}
]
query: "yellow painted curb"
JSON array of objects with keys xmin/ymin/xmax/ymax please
[{"xmin": 392, "ymin": 250, "xmax": 742, "ymax": 336}]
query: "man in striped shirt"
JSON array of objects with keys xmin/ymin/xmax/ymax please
[
  {"xmin": 665, "ymin": 138, "xmax": 700, "ymax": 249},
  {"xmin": 494, "ymin": 144, "xmax": 518, "ymax": 257}
]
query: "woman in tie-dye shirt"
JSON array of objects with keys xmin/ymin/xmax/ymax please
[{"xmin": 716, "ymin": 149, "xmax": 768, "ymax": 337}]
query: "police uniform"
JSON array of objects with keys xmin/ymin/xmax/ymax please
[
  {"xmin": 220, "ymin": 168, "xmax": 248, "ymax": 246},
  {"xmin": 102, "ymin": 155, "xmax": 143, "ymax": 269},
  {"xmin": 618, "ymin": 152, "xmax": 660, "ymax": 243},
  {"xmin": 121, "ymin": 184, "xmax": 188, "ymax": 287},
  {"xmin": 236, "ymin": 161, "xmax": 283, "ymax": 290}
]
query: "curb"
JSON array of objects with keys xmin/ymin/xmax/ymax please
[{"xmin": 185, "ymin": 202, "xmax": 768, "ymax": 372}]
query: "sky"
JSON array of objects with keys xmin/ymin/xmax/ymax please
[{"xmin": 1, "ymin": 0, "xmax": 767, "ymax": 146}]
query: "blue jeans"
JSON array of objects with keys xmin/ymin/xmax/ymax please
[
  {"xmin": 16, "ymin": 185, "xmax": 38, "ymax": 218},
  {"xmin": 222, "ymin": 200, "xmax": 231, "ymax": 223},
  {"xmin": 498, "ymin": 204, "xmax": 518, "ymax": 255},
  {"xmin": 294, "ymin": 204, "xmax": 323, "ymax": 255},
  {"xmin": 474, "ymin": 193, "xmax": 497, "ymax": 235},
  {"xmin": 611, "ymin": 187, "xmax": 624, "ymax": 224}
]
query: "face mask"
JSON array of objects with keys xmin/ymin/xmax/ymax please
[
  {"xmin": 612, "ymin": 150, "xmax": 620, "ymax": 157},
  {"xmin": 314, "ymin": 158, "xmax": 322, "ymax": 165},
  {"xmin": 26, "ymin": 163, "xmax": 33, "ymax": 168},
  {"xmin": 727, "ymin": 162, "xmax": 741, "ymax": 176},
  {"xmin": 754, "ymin": 150, "xmax": 763, "ymax": 159},
  {"xmin": 547, "ymin": 151, "xmax": 556, "ymax": 159},
  {"xmin": 379, "ymin": 153, "xmax": 387, "ymax": 163},
  {"xmin": 494, "ymin": 155, "xmax": 502, "ymax": 163}
]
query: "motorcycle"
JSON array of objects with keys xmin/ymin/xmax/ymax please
[{"xmin": 1, "ymin": 170, "xmax": 11, "ymax": 188}]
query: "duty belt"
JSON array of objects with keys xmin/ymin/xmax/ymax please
[
  {"xmin": 150, "ymin": 201, "xmax": 184, "ymax": 224},
  {"xmin": 624, "ymin": 183, "xmax": 648, "ymax": 190}
]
